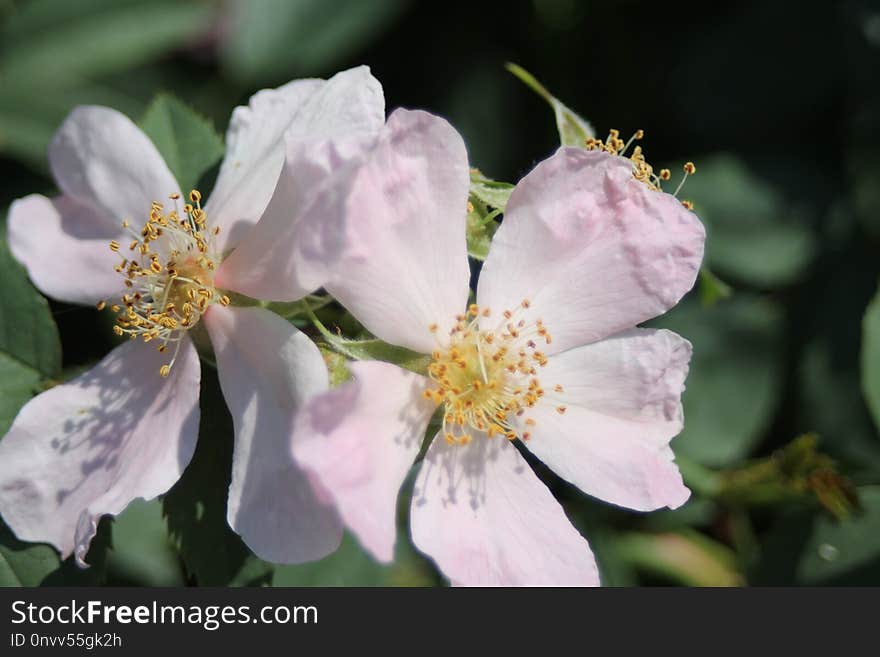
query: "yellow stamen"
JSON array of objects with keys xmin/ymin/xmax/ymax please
[
  {"xmin": 98, "ymin": 189, "xmax": 226, "ymax": 377},
  {"xmin": 585, "ymin": 128, "xmax": 697, "ymax": 197},
  {"xmin": 424, "ymin": 307, "xmax": 564, "ymax": 446}
]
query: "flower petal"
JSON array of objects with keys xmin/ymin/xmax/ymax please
[
  {"xmin": 214, "ymin": 131, "xmax": 374, "ymax": 300},
  {"xmin": 411, "ymin": 434, "xmax": 599, "ymax": 586},
  {"xmin": 539, "ymin": 328, "xmax": 692, "ymax": 441},
  {"xmin": 477, "ymin": 148, "xmax": 705, "ymax": 354},
  {"xmin": 203, "ymin": 305, "xmax": 342, "ymax": 564},
  {"xmin": 207, "ymin": 65, "xmax": 385, "ymax": 254},
  {"xmin": 519, "ymin": 330, "xmax": 692, "ymax": 512},
  {"xmin": 0, "ymin": 338, "xmax": 200, "ymax": 564},
  {"xmin": 320, "ymin": 109, "xmax": 471, "ymax": 353},
  {"xmin": 8, "ymin": 194, "xmax": 124, "ymax": 304},
  {"xmin": 48, "ymin": 105, "xmax": 180, "ymax": 226},
  {"xmin": 292, "ymin": 360, "xmax": 435, "ymax": 562}
]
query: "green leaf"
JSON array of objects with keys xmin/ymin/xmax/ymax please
[
  {"xmin": 655, "ymin": 295, "xmax": 784, "ymax": 466},
  {"xmin": 0, "ymin": 0, "xmax": 211, "ymax": 87},
  {"xmin": 0, "ymin": 231, "xmax": 61, "ymax": 435},
  {"xmin": 861, "ymin": 286, "xmax": 880, "ymax": 431},
  {"xmin": 106, "ymin": 499, "xmax": 184, "ymax": 586},
  {"xmin": 0, "ymin": 521, "xmax": 61, "ymax": 586},
  {"xmin": 162, "ymin": 368, "xmax": 273, "ymax": 586},
  {"xmin": 273, "ymin": 534, "xmax": 391, "ymax": 586},
  {"xmin": 791, "ymin": 486, "xmax": 880, "ymax": 584},
  {"xmin": 0, "ymin": 81, "xmax": 142, "ymax": 170},
  {"xmin": 140, "ymin": 95, "xmax": 225, "ymax": 194},
  {"xmin": 505, "ymin": 62, "xmax": 595, "ymax": 147},
  {"xmin": 0, "ymin": 0, "xmax": 209, "ymax": 168},
  {"xmin": 753, "ymin": 486, "xmax": 880, "ymax": 585},
  {"xmin": 222, "ymin": 0, "xmax": 407, "ymax": 83},
  {"xmin": 0, "ymin": 515, "xmax": 112, "ymax": 587},
  {"xmin": 698, "ymin": 268, "xmax": 733, "ymax": 307},
  {"xmin": 466, "ymin": 169, "xmax": 510, "ymax": 260},
  {"xmin": 466, "ymin": 194, "xmax": 500, "ymax": 261},
  {"xmin": 469, "ymin": 169, "xmax": 514, "ymax": 211},
  {"xmin": 685, "ymin": 154, "xmax": 817, "ymax": 288},
  {"xmin": 798, "ymin": 254, "xmax": 880, "ymax": 475},
  {"xmin": 0, "ymin": 106, "xmax": 56, "ymax": 170}
]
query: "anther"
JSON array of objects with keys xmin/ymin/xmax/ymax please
[{"xmin": 674, "ymin": 162, "xmax": 696, "ymax": 198}]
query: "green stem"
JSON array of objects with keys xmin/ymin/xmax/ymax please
[
  {"xmin": 301, "ymin": 298, "xmax": 338, "ymax": 344},
  {"xmin": 616, "ymin": 530, "xmax": 743, "ymax": 587},
  {"xmin": 264, "ymin": 294, "xmax": 333, "ymax": 319},
  {"xmin": 504, "ymin": 62, "xmax": 554, "ymax": 104},
  {"xmin": 476, "ymin": 208, "xmax": 502, "ymax": 227}
]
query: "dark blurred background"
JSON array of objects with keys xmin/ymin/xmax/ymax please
[{"xmin": 1, "ymin": 0, "xmax": 879, "ymax": 586}]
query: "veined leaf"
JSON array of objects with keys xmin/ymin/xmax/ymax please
[
  {"xmin": 140, "ymin": 94, "xmax": 224, "ymax": 194},
  {"xmin": 0, "ymin": 229, "xmax": 61, "ymax": 434}
]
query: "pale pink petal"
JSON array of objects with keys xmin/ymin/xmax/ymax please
[
  {"xmin": 204, "ymin": 305, "xmax": 342, "ymax": 564},
  {"xmin": 522, "ymin": 402, "xmax": 690, "ymax": 512},
  {"xmin": 477, "ymin": 148, "xmax": 705, "ymax": 354},
  {"xmin": 292, "ymin": 360, "xmax": 435, "ymax": 562},
  {"xmin": 537, "ymin": 328, "xmax": 692, "ymax": 443},
  {"xmin": 48, "ymin": 105, "xmax": 180, "ymax": 226},
  {"xmin": 520, "ymin": 330, "xmax": 692, "ymax": 511},
  {"xmin": 205, "ymin": 78, "xmax": 319, "ymax": 253},
  {"xmin": 320, "ymin": 109, "xmax": 471, "ymax": 354},
  {"xmin": 8, "ymin": 194, "xmax": 124, "ymax": 304},
  {"xmin": 0, "ymin": 338, "xmax": 200, "ymax": 564},
  {"xmin": 411, "ymin": 434, "xmax": 599, "ymax": 586},
  {"xmin": 207, "ymin": 65, "xmax": 384, "ymax": 254},
  {"xmin": 215, "ymin": 132, "xmax": 373, "ymax": 300}
]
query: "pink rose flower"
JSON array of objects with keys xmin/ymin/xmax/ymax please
[
  {"xmin": 0, "ymin": 66, "xmax": 384, "ymax": 567},
  {"xmin": 292, "ymin": 109, "xmax": 706, "ymax": 585}
]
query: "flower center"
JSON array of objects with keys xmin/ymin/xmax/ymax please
[
  {"xmin": 99, "ymin": 190, "xmax": 229, "ymax": 377},
  {"xmin": 424, "ymin": 301, "xmax": 566, "ymax": 446},
  {"xmin": 585, "ymin": 129, "xmax": 696, "ymax": 209}
]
